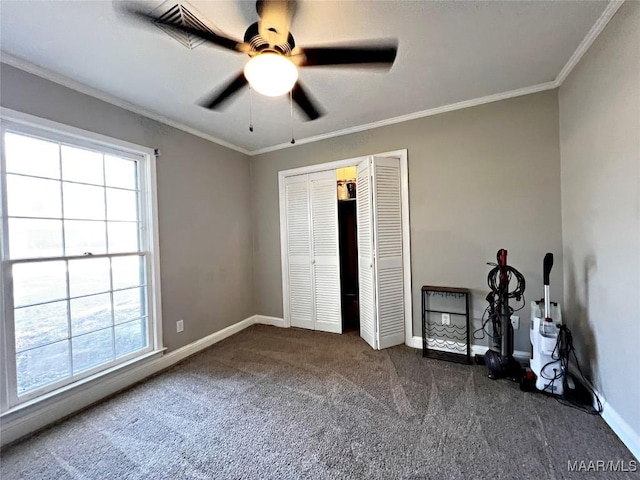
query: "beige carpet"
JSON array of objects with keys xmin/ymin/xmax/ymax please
[{"xmin": 1, "ymin": 324, "xmax": 636, "ymax": 479}]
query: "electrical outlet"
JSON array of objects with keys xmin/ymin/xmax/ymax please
[
  {"xmin": 176, "ymin": 319, "xmax": 184, "ymax": 333},
  {"xmin": 510, "ymin": 315, "xmax": 520, "ymax": 330},
  {"xmin": 441, "ymin": 313, "xmax": 450, "ymax": 326}
]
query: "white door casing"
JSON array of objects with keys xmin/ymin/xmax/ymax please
[
  {"xmin": 309, "ymin": 170, "xmax": 342, "ymax": 333},
  {"xmin": 284, "ymin": 174, "xmax": 314, "ymax": 330}
]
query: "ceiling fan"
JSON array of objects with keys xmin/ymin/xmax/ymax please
[{"xmin": 123, "ymin": 0, "xmax": 398, "ymax": 121}]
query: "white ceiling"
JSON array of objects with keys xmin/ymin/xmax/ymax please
[{"xmin": 0, "ymin": 0, "xmax": 611, "ymax": 154}]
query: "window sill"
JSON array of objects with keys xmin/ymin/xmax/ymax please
[{"xmin": 1, "ymin": 348, "xmax": 166, "ymax": 421}]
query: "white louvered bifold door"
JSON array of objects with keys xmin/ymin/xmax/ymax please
[
  {"xmin": 356, "ymin": 158, "xmax": 377, "ymax": 349},
  {"xmin": 309, "ymin": 170, "xmax": 342, "ymax": 333},
  {"xmin": 285, "ymin": 174, "xmax": 314, "ymax": 330},
  {"xmin": 372, "ymin": 156, "xmax": 405, "ymax": 349}
]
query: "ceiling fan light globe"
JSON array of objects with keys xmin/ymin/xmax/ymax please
[{"xmin": 244, "ymin": 53, "xmax": 298, "ymax": 97}]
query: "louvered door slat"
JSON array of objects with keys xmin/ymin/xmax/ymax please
[
  {"xmin": 373, "ymin": 156, "xmax": 405, "ymax": 349},
  {"xmin": 356, "ymin": 158, "xmax": 377, "ymax": 348},
  {"xmin": 310, "ymin": 170, "xmax": 342, "ymax": 333},
  {"xmin": 285, "ymin": 175, "xmax": 313, "ymax": 330}
]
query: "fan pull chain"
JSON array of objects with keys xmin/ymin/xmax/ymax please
[
  {"xmin": 290, "ymin": 90, "xmax": 295, "ymax": 144},
  {"xmin": 249, "ymin": 86, "xmax": 254, "ymax": 133}
]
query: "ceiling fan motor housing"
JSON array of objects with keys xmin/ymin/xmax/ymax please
[{"xmin": 244, "ymin": 22, "xmax": 295, "ymax": 55}]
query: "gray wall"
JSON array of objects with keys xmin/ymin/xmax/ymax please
[
  {"xmin": 559, "ymin": 1, "xmax": 640, "ymax": 441},
  {"xmin": 251, "ymin": 90, "xmax": 564, "ymax": 351},
  {"xmin": 0, "ymin": 63, "xmax": 254, "ymax": 352}
]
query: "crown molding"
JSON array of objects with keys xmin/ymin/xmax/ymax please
[
  {"xmin": 250, "ymin": 0, "xmax": 624, "ymax": 157},
  {"xmin": 0, "ymin": 0, "xmax": 622, "ymax": 157},
  {"xmin": 248, "ymin": 80, "xmax": 558, "ymax": 156},
  {"xmin": 3, "ymin": 50, "xmax": 555, "ymax": 157},
  {"xmin": 554, "ymin": 0, "xmax": 625, "ymax": 85},
  {"xmin": 0, "ymin": 52, "xmax": 250, "ymax": 156}
]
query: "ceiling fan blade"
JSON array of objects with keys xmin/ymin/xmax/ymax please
[
  {"xmin": 297, "ymin": 42, "xmax": 398, "ymax": 68},
  {"xmin": 292, "ymin": 82, "xmax": 324, "ymax": 121},
  {"xmin": 123, "ymin": 7, "xmax": 248, "ymax": 53},
  {"xmin": 199, "ymin": 73, "xmax": 248, "ymax": 110},
  {"xmin": 257, "ymin": 0, "xmax": 295, "ymax": 46}
]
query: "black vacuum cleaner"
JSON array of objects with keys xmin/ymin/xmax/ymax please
[{"xmin": 476, "ymin": 249, "xmax": 526, "ymax": 381}]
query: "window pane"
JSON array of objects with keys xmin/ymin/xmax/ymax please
[
  {"xmin": 72, "ymin": 328, "xmax": 114, "ymax": 374},
  {"xmin": 61, "ymin": 145, "xmax": 104, "ymax": 185},
  {"xmin": 70, "ymin": 293, "xmax": 112, "ymax": 336},
  {"xmin": 106, "ymin": 188, "xmax": 138, "ymax": 221},
  {"xmin": 5, "ymin": 132, "xmax": 60, "ymax": 179},
  {"xmin": 108, "ymin": 222, "xmax": 139, "ymax": 253},
  {"xmin": 15, "ymin": 301, "xmax": 69, "ymax": 352},
  {"xmin": 112, "ymin": 256, "xmax": 144, "ymax": 290},
  {"xmin": 8, "ymin": 218, "xmax": 63, "ymax": 259},
  {"xmin": 13, "ymin": 261, "xmax": 67, "ymax": 307},
  {"xmin": 7, "ymin": 174, "xmax": 62, "ymax": 218},
  {"xmin": 64, "ymin": 220, "xmax": 107, "ymax": 256},
  {"xmin": 4, "ymin": 129, "xmax": 155, "ymax": 400},
  {"xmin": 105, "ymin": 155, "xmax": 137, "ymax": 190},
  {"xmin": 63, "ymin": 183, "xmax": 105, "ymax": 220},
  {"xmin": 115, "ymin": 319, "xmax": 147, "ymax": 358},
  {"xmin": 17, "ymin": 340, "xmax": 71, "ymax": 395},
  {"xmin": 113, "ymin": 287, "xmax": 145, "ymax": 324},
  {"xmin": 68, "ymin": 257, "xmax": 110, "ymax": 297}
]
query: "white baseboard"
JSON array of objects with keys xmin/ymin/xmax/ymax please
[
  {"xmin": 409, "ymin": 336, "xmax": 531, "ymax": 360},
  {"xmin": 471, "ymin": 344, "xmax": 531, "ymax": 361},
  {"xmin": 254, "ymin": 315, "xmax": 286, "ymax": 327},
  {"xmin": 164, "ymin": 317, "xmax": 256, "ymax": 365},
  {"xmin": 0, "ymin": 316, "xmax": 256, "ymax": 447},
  {"xmin": 569, "ymin": 370, "xmax": 639, "ymax": 462},
  {"xmin": 407, "ymin": 336, "xmax": 421, "ymax": 349},
  {"xmin": 600, "ymin": 398, "xmax": 640, "ymax": 461},
  {"xmin": 576, "ymin": 377, "xmax": 639, "ymax": 461}
]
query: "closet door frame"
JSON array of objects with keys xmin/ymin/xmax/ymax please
[{"xmin": 278, "ymin": 149, "xmax": 412, "ymax": 345}]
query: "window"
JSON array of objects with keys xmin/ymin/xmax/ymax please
[{"xmin": 0, "ymin": 111, "xmax": 162, "ymax": 411}]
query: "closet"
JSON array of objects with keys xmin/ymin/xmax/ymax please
[
  {"xmin": 281, "ymin": 155, "xmax": 406, "ymax": 350},
  {"xmin": 337, "ymin": 167, "xmax": 359, "ymax": 332}
]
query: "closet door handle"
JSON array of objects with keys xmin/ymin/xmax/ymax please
[{"xmin": 312, "ymin": 259, "xmax": 316, "ymax": 265}]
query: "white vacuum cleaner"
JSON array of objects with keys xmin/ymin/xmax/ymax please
[{"xmin": 529, "ymin": 253, "xmax": 565, "ymax": 395}]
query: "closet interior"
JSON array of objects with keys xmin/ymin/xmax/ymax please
[{"xmin": 336, "ymin": 167, "xmax": 359, "ymax": 333}]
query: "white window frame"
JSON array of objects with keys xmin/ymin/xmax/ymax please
[{"xmin": 0, "ymin": 107, "xmax": 163, "ymax": 413}]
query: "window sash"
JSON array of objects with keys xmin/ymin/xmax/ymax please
[
  {"xmin": 3, "ymin": 131, "xmax": 143, "ymax": 260},
  {"xmin": 0, "ymin": 113, "xmax": 162, "ymax": 412},
  {"xmin": 3, "ymin": 253, "xmax": 154, "ymax": 404}
]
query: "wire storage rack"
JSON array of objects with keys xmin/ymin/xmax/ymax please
[{"xmin": 421, "ymin": 286, "xmax": 471, "ymax": 364}]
